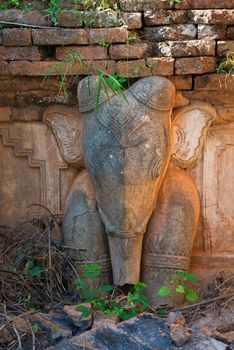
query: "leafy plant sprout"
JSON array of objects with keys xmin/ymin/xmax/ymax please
[
  {"xmin": 157, "ymin": 272, "xmax": 198, "ymax": 302},
  {"xmin": 43, "ymin": 51, "xmax": 128, "ymax": 111},
  {"xmin": 217, "ymin": 52, "xmax": 234, "ymax": 75},
  {"xmin": 74, "ymin": 263, "xmax": 199, "ymax": 321}
]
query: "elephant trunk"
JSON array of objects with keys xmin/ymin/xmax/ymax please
[{"xmin": 107, "ymin": 231, "xmax": 144, "ymax": 285}]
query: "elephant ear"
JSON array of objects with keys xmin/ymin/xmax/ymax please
[
  {"xmin": 171, "ymin": 101, "xmax": 217, "ymax": 168},
  {"xmin": 43, "ymin": 106, "xmax": 83, "ymax": 169}
]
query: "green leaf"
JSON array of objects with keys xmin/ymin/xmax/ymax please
[
  {"xmin": 185, "ymin": 273, "xmax": 198, "ymax": 283},
  {"xmin": 157, "ymin": 309, "xmax": 169, "ymax": 316},
  {"xmin": 118, "ymin": 309, "xmax": 138, "ymax": 321},
  {"xmin": 83, "ymin": 263, "xmax": 101, "ymax": 279},
  {"xmin": 157, "ymin": 286, "xmax": 170, "ymax": 297},
  {"xmin": 133, "ymin": 281, "xmax": 146, "ymax": 293},
  {"xmin": 75, "ymin": 305, "xmax": 92, "ymax": 318},
  {"xmin": 176, "ymin": 285, "xmax": 185, "ymax": 294},
  {"xmin": 32, "ymin": 323, "xmax": 40, "ymax": 333},
  {"xmin": 74, "ymin": 279, "xmax": 87, "ymax": 291},
  {"xmin": 92, "ymin": 299, "xmax": 106, "ymax": 312},
  {"xmin": 99, "ymin": 285, "xmax": 113, "ymax": 293},
  {"xmin": 185, "ymin": 289, "xmax": 198, "ymax": 302}
]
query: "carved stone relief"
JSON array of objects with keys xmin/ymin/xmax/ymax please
[
  {"xmin": 1, "ymin": 76, "xmax": 231, "ymax": 307},
  {"xmin": 0, "ymin": 122, "xmax": 77, "ymax": 225}
]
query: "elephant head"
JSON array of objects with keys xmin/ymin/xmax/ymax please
[{"xmin": 44, "ymin": 76, "xmax": 216, "ymax": 288}]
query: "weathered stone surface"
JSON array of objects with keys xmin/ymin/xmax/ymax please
[
  {"xmin": 0, "ymin": 121, "xmax": 77, "ymax": 225},
  {"xmin": 2, "ymin": 28, "xmax": 32, "ymax": 46},
  {"xmin": 176, "ymin": 0, "xmax": 234, "ymax": 8},
  {"xmin": 119, "ymin": 0, "xmax": 171, "ymax": 11},
  {"xmin": 175, "ymin": 57, "xmax": 216, "ymax": 74},
  {"xmin": 56, "ymin": 46, "xmax": 108, "ymax": 61},
  {"xmin": 172, "ymin": 102, "xmax": 216, "ymax": 168},
  {"xmin": 77, "ymin": 76, "xmax": 175, "ymax": 285},
  {"xmin": 0, "ymin": 46, "xmax": 41, "ymax": 61},
  {"xmin": 154, "ymin": 39, "xmax": 215, "ymax": 57},
  {"xmin": 0, "ymin": 107, "xmax": 11, "ymax": 121},
  {"xmin": 110, "ymin": 43, "xmax": 150, "ymax": 59},
  {"xmin": 217, "ymin": 41, "xmax": 234, "ymax": 56},
  {"xmin": 188, "ymin": 10, "xmax": 234, "ymax": 24},
  {"xmin": 29, "ymin": 312, "xmax": 72, "ymax": 340},
  {"xmin": 167, "ymin": 311, "xmax": 185, "ymax": 327},
  {"xmin": 144, "ymin": 10, "xmax": 187, "ymax": 25},
  {"xmin": 32, "ymin": 29, "xmax": 89, "ymax": 45},
  {"xmin": 195, "ymin": 74, "xmax": 234, "ymax": 91},
  {"xmin": 146, "ymin": 57, "xmax": 174, "ymax": 75},
  {"xmin": 144, "ymin": 24, "xmax": 196, "ymax": 41},
  {"xmin": 116, "ymin": 59, "xmax": 151, "ymax": 78},
  {"xmin": 64, "ymin": 304, "xmax": 92, "ymax": 331},
  {"xmin": 170, "ymin": 323, "xmax": 192, "ymax": 346},
  {"xmin": 122, "ymin": 13, "xmax": 142, "ymax": 29},
  {"xmin": 198, "ymin": 25, "xmax": 226, "ymax": 39}
]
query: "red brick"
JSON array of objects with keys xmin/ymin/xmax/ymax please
[
  {"xmin": 195, "ymin": 74, "xmax": 234, "ymax": 91},
  {"xmin": 198, "ymin": 25, "xmax": 226, "ymax": 39},
  {"xmin": 116, "ymin": 59, "xmax": 151, "ymax": 78},
  {"xmin": 9, "ymin": 60, "xmax": 115, "ymax": 76},
  {"xmin": 32, "ymin": 29, "xmax": 89, "ymax": 45},
  {"xmin": 154, "ymin": 40, "xmax": 215, "ymax": 57},
  {"xmin": 175, "ymin": 57, "xmax": 216, "ymax": 74},
  {"xmin": 0, "ymin": 47, "xmax": 41, "ymax": 61},
  {"xmin": 189, "ymin": 10, "xmax": 234, "ymax": 25},
  {"xmin": 176, "ymin": 0, "xmax": 234, "ymax": 9},
  {"xmin": 168, "ymin": 75, "xmax": 192, "ymax": 90},
  {"xmin": 0, "ymin": 107, "xmax": 11, "ymax": 121},
  {"xmin": 110, "ymin": 43, "xmax": 150, "ymax": 59},
  {"xmin": 88, "ymin": 28, "xmax": 128, "ymax": 44},
  {"xmin": 144, "ymin": 25, "xmax": 196, "ymax": 41},
  {"xmin": 122, "ymin": 13, "xmax": 142, "ymax": 29},
  {"xmin": 144, "ymin": 10, "xmax": 187, "ymax": 26},
  {"xmin": 2, "ymin": 28, "xmax": 31, "ymax": 46},
  {"xmin": 119, "ymin": 0, "xmax": 171, "ymax": 11},
  {"xmin": 146, "ymin": 57, "xmax": 174, "ymax": 75},
  {"xmin": 56, "ymin": 46, "xmax": 108, "ymax": 61},
  {"xmin": 217, "ymin": 41, "xmax": 234, "ymax": 57},
  {"xmin": 55, "ymin": 10, "xmax": 83, "ymax": 28},
  {"xmin": 0, "ymin": 10, "xmax": 49, "ymax": 26}
]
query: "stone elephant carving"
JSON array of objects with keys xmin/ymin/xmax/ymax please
[{"xmin": 44, "ymin": 76, "xmax": 216, "ymax": 305}]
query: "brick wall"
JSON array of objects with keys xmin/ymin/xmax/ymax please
[{"xmin": 0, "ymin": 0, "xmax": 234, "ymax": 122}]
